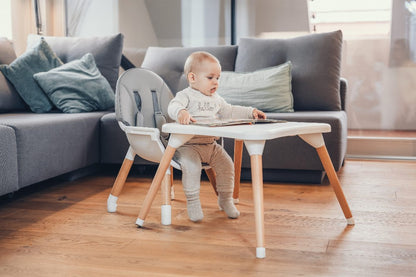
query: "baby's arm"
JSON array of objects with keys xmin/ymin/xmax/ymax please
[
  {"xmin": 177, "ymin": 109, "xmax": 196, "ymax": 125},
  {"xmin": 217, "ymin": 96, "xmax": 266, "ymax": 119},
  {"xmin": 168, "ymin": 91, "xmax": 195, "ymax": 125}
]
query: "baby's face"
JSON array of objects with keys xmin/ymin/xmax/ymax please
[{"xmin": 189, "ymin": 60, "xmax": 221, "ymax": 96}]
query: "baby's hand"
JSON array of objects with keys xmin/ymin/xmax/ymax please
[
  {"xmin": 253, "ymin": 108, "xmax": 266, "ymax": 119},
  {"xmin": 177, "ymin": 109, "xmax": 196, "ymax": 124}
]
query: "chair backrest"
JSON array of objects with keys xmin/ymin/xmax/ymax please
[{"xmin": 115, "ymin": 68, "xmax": 174, "ymax": 132}]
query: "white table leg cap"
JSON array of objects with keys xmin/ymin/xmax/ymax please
[
  {"xmin": 347, "ymin": 217, "xmax": 355, "ymax": 225},
  {"xmin": 233, "ymin": 198, "xmax": 239, "ymax": 204},
  {"xmin": 161, "ymin": 205, "xmax": 172, "ymax": 225},
  {"xmin": 136, "ymin": 218, "xmax": 144, "ymax": 227},
  {"xmin": 107, "ymin": 194, "xmax": 118, "ymax": 213},
  {"xmin": 256, "ymin": 247, "xmax": 266, "ymax": 259}
]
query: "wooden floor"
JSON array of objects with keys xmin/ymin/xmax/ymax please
[{"xmin": 0, "ymin": 159, "xmax": 415, "ymax": 277}]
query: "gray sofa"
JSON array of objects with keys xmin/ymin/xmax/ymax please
[
  {"xmin": 0, "ymin": 30, "xmax": 347, "ymax": 198},
  {"xmin": 108, "ymin": 30, "xmax": 348, "ymax": 183}
]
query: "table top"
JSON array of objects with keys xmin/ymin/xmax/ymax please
[{"xmin": 162, "ymin": 121, "xmax": 331, "ymax": 141}]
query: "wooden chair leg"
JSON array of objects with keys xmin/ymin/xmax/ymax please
[
  {"xmin": 136, "ymin": 146, "xmax": 176, "ymax": 227},
  {"xmin": 110, "ymin": 158, "xmax": 134, "ymax": 197},
  {"xmin": 169, "ymin": 166, "xmax": 175, "ymax": 200},
  {"xmin": 233, "ymin": 140, "xmax": 244, "ymax": 202},
  {"xmin": 107, "ymin": 148, "xmax": 135, "ymax": 213},
  {"xmin": 205, "ymin": 167, "xmax": 218, "ymax": 195},
  {"xmin": 160, "ymin": 169, "xmax": 172, "ymax": 225}
]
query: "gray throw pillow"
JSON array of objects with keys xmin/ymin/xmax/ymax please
[
  {"xmin": 33, "ymin": 53, "xmax": 115, "ymax": 113},
  {"xmin": 0, "ymin": 38, "xmax": 63, "ymax": 113},
  {"xmin": 235, "ymin": 30, "xmax": 343, "ymax": 111},
  {"xmin": 216, "ymin": 62, "xmax": 294, "ymax": 113},
  {"xmin": 27, "ymin": 33, "xmax": 124, "ymax": 92}
]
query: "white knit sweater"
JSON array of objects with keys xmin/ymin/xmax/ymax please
[{"xmin": 168, "ymin": 87, "xmax": 254, "ymax": 144}]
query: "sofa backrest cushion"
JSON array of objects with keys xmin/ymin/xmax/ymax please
[
  {"xmin": 0, "ymin": 37, "xmax": 27, "ymax": 112},
  {"xmin": 141, "ymin": 45, "xmax": 238, "ymax": 94},
  {"xmin": 235, "ymin": 30, "xmax": 343, "ymax": 111},
  {"xmin": 27, "ymin": 33, "xmax": 124, "ymax": 92},
  {"xmin": 0, "ymin": 38, "xmax": 63, "ymax": 113}
]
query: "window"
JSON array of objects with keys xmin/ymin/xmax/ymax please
[
  {"xmin": 310, "ymin": 0, "xmax": 416, "ymax": 159},
  {"xmin": 309, "ymin": 0, "xmax": 392, "ymax": 37}
]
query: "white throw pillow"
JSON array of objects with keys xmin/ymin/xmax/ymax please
[{"xmin": 217, "ymin": 61, "xmax": 294, "ymax": 112}]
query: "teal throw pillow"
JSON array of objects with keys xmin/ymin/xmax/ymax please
[
  {"xmin": 33, "ymin": 53, "xmax": 115, "ymax": 113},
  {"xmin": 0, "ymin": 38, "xmax": 63, "ymax": 113},
  {"xmin": 216, "ymin": 62, "xmax": 294, "ymax": 113}
]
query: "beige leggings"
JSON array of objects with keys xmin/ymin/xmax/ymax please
[{"xmin": 174, "ymin": 142, "xmax": 234, "ymax": 198}]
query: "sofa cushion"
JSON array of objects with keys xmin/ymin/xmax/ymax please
[
  {"xmin": 235, "ymin": 31, "xmax": 343, "ymax": 111},
  {"xmin": 0, "ymin": 37, "xmax": 17, "ymax": 64},
  {"xmin": 0, "ymin": 124, "xmax": 19, "ymax": 195},
  {"xmin": 28, "ymin": 33, "xmax": 124, "ymax": 92},
  {"xmin": 0, "ymin": 38, "xmax": 62, "ymax": 113},
  {"xmin": 217, "ymin": 62, "xmax": 294, "ymax": 112},
  {"xmin": 0, "ymin": 112, "xmax": 106, "ymax": 188},
  {"xmin": 142, "ymin": 45, "xmax": 238, "ymax": 94},
  {"xmin": 0, "ymin": 73, "xmax": 27, "ymax": 113},
  {"xmin": 34, "ymin": 53, "xmax": 115, "ymax": 113}
]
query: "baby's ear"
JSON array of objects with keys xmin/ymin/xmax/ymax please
[{"xmin": 188, "ymin": 72, "xmax": 196, "ymax": 83}]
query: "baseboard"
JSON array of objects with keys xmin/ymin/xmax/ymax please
[{"xmin": 347, "ymin": 136, "xmax": 416, "ymax": 160}]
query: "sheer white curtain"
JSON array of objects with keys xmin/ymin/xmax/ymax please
[
  {"xmin": 65, "ymin": 0, "xmax": 92, "ymax": 36},
  {"xmin": 181, "ymin": 0, "xmax": 228, "ymax": 47}
]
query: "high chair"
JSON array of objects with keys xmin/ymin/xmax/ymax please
[{"xmin": 106, "ymin": 68, "xmax": 242, "ymax": 225}]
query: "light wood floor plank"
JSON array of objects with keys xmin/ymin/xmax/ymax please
[{"xmin": 1, "ymin": 159, "xmax": 415, "ymax": 276}]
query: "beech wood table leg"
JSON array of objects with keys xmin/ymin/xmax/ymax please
[
  {"xmin": 136, "ymin": 146, "xmax": 176, "ymax": 227},
  {"xmin": 250, "ymin": 154, "xmax": 266, "ymax": 259},
  {"xmin": 107, "ymin": 147, "xmax": 135, "ymax": 213},
  {"xmin": 233, "ymin": 140, "xmax": 244, "ymax": 203},
  {"xmin": 244, "ymin": 140, "xmax": 266, "ymax": 258},
  {"xmin": 299, "ymin": 133, "xmax": 354, "ymax": 225},
  {"xmin": 316, "ymin": 145, "xmax": 354, "ymax": 225}
]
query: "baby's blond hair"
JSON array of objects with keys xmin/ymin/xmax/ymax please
[{"xmin": 184, "ymin": 51, "xmax": 221, "ymax": 78}]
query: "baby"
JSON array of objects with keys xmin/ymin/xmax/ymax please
[{"xmin": 167, "ymin": 51, "xmax": 266, "ymax": 222}]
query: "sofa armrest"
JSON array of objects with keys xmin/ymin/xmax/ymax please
[{"xmin": 340, "ymin": 77, "xmax": 347, "ymax": 111}]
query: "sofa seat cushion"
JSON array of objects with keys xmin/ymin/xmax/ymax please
[
  {"xmin": 0, "ymin": 112, "xmax": 107, "ymax": 188},
  {"xmin": 27, "ymin": 34, "xmax": 124, "ymax": 92},
  {"xmin": 0, "ymin": 124, "xmax": 19, "ymax": 195},
  {"xmin": 235, "ymin": 31, "xmax": 343, "ymax": 111},
  {"xmin": 141, "ymin": 45, "xmax": 238, "ymax": 94}
]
